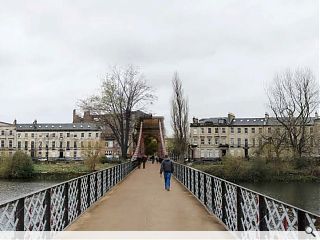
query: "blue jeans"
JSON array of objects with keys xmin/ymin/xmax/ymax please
[{"xmin": 163, "ymin": 172, "xmax": 172, "ymax": 190}]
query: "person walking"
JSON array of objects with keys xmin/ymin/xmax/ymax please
[
  {"xmin": 142, "ymin": 155, "xmax": 147, "ymax": 169},
  {"xmin": 160, "ymin": 155, "xmax": 174, "ymax": 191}
]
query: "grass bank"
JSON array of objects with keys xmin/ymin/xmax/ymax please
[{"xmin": 190, "ymin": 156, "xmax": 320, "ymax": 183}]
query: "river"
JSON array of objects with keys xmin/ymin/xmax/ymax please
[
  {"xmin": 0, "ymin": 179, "xmax": 63, "ymax": 204},
  {"xmin": 240, "ymin": 182, "xmax": 320, "ymax": 215}
]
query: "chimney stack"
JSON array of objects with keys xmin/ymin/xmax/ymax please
[
  {"xmin": 192, "ymin": 117, "xmax": 198, "ymax": 123},
  {"xmin": 13, "ymin": 119, "xmax": 17, "ymax": 125},
  {"xmin": 228, "ymin": 113, "xmax": 235, "ymax": 123},
  {"xmin": 316, "ymin": 112, "xmax": 319, "ymax": 118}
]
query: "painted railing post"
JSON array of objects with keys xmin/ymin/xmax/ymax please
[
  {"xmin": 64, "ymin": 182, "xmax": 69, "ymax": 228},
  {"xmin": 15, "ymin": 198, "xmax": 25, "ymax": 231},
  {"xmin": 298, "ymin": 210, "xmax": 308, "ymax": 231},
  {"xmin": 203, "ymin": 174, "xmax": 207, "ymax": 205},
  {"xmin": 222, "ymin": 182, "xmax": 227, "ymax": 224},
  {"xmin": 259, "ymin": 195, "xmax": 268, "ymax": 231},
  {"xmin": 211, "ymin": 177, "xmax": 215, "ymax": 214},
  {"xmin": 77, "ymin": 178, "xmax": 81, "ymax": 214},
  {"xmin": 87, "ymin": 176, "xmax": 91, "ymax": 207},
  {"xmin": 44, "ymin": 189, "xmax": 51, "ymax": 231},
  {"xmin": 236, "ymin": 186, "xmax": 243, "ymax": 231}
]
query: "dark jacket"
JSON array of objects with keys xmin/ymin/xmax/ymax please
[{"xmin": 160, "ymin": 159, "xmax": 174, "ymax": 174}]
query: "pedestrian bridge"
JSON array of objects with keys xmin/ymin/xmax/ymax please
[
  {"xmin": 0, "ymin": 116, "xmax": 319, "ymax": 233},
  {"xmin": 67, "ymin": 162, "xmax": 224, "ymax": 231}
]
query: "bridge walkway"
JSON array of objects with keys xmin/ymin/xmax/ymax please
[{"xmin": 67, "ymin": 162, "xmax": 225, "ymax": 231}]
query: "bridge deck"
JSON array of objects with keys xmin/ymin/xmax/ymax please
[{"xmin": 67, "ymin": 162, "xmax": 225, "ymax": 231}]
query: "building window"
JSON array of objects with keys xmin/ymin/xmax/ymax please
[
  {"xmin": 96, "ymin": 133, "xmax": 99, "ymax": 138},
  {"xmin": 252, "ymin": 138, "xmax": 255, "ymax": 147},
  {"xmin": 45, "ymin": 133, "xmax": 49, "ymax": 138},
  {"xmin": 74, "ymin": 151, "xmax": 77, "ymax": 158},
  {"xmin": 66, "ymin": 141, "xmax": 70, "ymax": 150},
  {"xmin": 88, "ymin": 133, "xmax": 92, "ymax": 138},
  {"xmin": 81, "ymin": 142, "xmax": 84, "ymax": 148},
  {"xmin": 25, "ymin": 133, "xmax": 28, "ymax": 137},
  {"xmin": 215, "ymin": 128, "xmax": 218, "ymax": 134},
  {"xmin": 215, "ymin": 138, "xmax": 219, "ymax": 145},
  {"xmin": 268, "ymin": 127, "xmax": 271, "ymax": 134},
  {"xmin": 24, "ymin": 141, "xmax": 28, "ymax": 150},
  {"xmin": 17, "ymin": 133, "xmax": 21, "ymax": 138},
  {"xmin": 1, "ymin": 130, "xmax": 4, "ymax": 135},
  {"xmin": 244, "ymin": 128, "xmax": 248, "ymax": 134},
  {"xmin": 39, "ymin": 141, "xmax": 42, "ymax": 150},
  {"xmin": 193, "ymin": 128, "xmax": 197, "ymax": 135},
  {"xmin": 237, "ymin": 138, "xmax": 241, "ymax": 147},
  {"xmin": 231, "ymin": 127, "xmax": 234, "ymax": 134},
  {"xmin": 251, "ymin": 128, "xmax": 255, "ymax": 134},
  {"xmin": 259, "ymin": 139, "xmax": 263, "ymax": 146},
  {"xmin": 200, "ymin": 138, "xmax": 205, "ymax": 145},
  {"xmin": 9, "ymin": 140, "xmax": 12, "ymax": 148},
  {"xmin": 208, "ymin": 137, "xmax": 211, "ymax": 145},
  {"xmin": 244, "ymin": 139, "xmax": 248, "ymax": 147},
  {"xmin": 230, "ymin": 138, "xmax": 234, "ymax": 146},
  {"xmin": 60, "ymin": 133, "xmax": 63, "ymax": 138},
  {"xmin": 74, "ymin": 141, "xmax": 77, "ymax": 149},
  {"xmin": 18, "ymin": 141, "xmax": 21, "ymax": 150},
  {"xmin": 60, "ymin": 141, "xmax": 63, "ymax": 148},
  {"xmin": 52, "ymin": 141, "xmax": 55, "ymax": 150},
  {"xmin": 208, "ymin": 128, "xmax": 211, "ymax": 134},
  {"xmin": 201, "ymin": 128, "xmax": 204, "ymax": 134},
  {"xmin": 31, "ymin": 141, "xmax": 35, "ymax": 150},
  {"xmin": 52, "ymin": 133, "xmax": 56, "ymax": 138},
  {"xmin": 222, "ymin": 128, "xmax": 226, "ymax": 134},
  {"xmin": 1, "ymin": 140, "xmax": 5, "ymax": 148},
  {"xmin": 67, "ymin": 133, "xmax": 70, "ymax": 138},
  {"xmin": 9, "ymin": 130, "xmax": 12, "ymax": 136},
  {"xmin": 259, "ymin": 128, "xmax": 262, "ymax": 134},
  {"xmin": 81, "ymin": 133, "xmax": 85, "ymax": 138},
  {"xmin": 31, "ymin": 133, "xmax": 34, "ymax": 138},
  {"xmin": 237, "ymin": 128, "xmax": 241, "ymax": 134}
]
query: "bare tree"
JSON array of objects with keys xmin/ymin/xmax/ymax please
[
  {"xmin": 267, "ymin": 68, "xmax": 319, "ymax": 157},
  {"xmin": 80, "ymin": 65, "xmax": 156, "ymax": 159},
  {"xmin": 171, "ymin": 72, "xmax": 189, "ymax": 161},
  {"xmin": 83, "ymin": 140, "xmax": 105, "ymax": 171}
]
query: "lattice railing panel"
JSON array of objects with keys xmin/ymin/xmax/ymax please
[
  {"xmin": 240, "ymin": 189, "xmax": 259, "ymax": 231},
  {"xmin": 97, "ymin": 172, "xmax": 102, "ymax": 199},
  {"xmin": 264, "ymin": 198, "xmax": 298, "ymax": 231},
  {"xmin": 0, "ymin": 201, "xmax": 18, "ymax": 231},
  {"xmin": 102, "ymin": 170, "xmax": 107, "ymax": 194},
  {"xmin": 68, "ymin": 180, "xmax": 78, "ymax": 223},
  {"xmin": 213, "ymin": 178, "xmax": 223, "ymax": 219},
  {"xmin": 199, "ymin": 173, "xmax": 205, "ymax": 204},
  {"xmin": 24, "ymin": 191, "xmax": 47, "ymax": 231},
  {"xmin": 191, "ymin": 169, "xmax": 195, "ymax": 194},
  {"xmin": 51, "ymin": 185, "xmax": 66, "ymax": 231},
  {"xmin": 224, "ymin": 183, "xmax": 237, "ymax": 231},
  {"xmin": 89, "ymin": 174, "xmax": 96, "ymax": 205},
  {"xmin": 205, "ymin": 175, "xmax": 212, "ymax": 213},
  {"xmin": 195, "ymin": 171, "xmax": 199, "ymax": 199},
  {"xmin": 80, "ymin": 177, "xmax": 89, "ymax": 212}
]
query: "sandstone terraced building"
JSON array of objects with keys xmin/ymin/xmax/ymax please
[{"xmin": 190, "ymin": 113, "xmax": 320, "ymax": 159}]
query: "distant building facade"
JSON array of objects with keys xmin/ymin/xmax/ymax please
[
  {"xmin": 0, "ymin": 120, "xmax": 101, "ymax": 160},
  {"xmin": 190, "ymin": 113, "xmax": 320, "ymax": 159}
]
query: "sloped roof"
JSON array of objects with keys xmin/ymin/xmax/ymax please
[{"xmin": 16, "ymin": 123, "xmax": 100, "ymax": 132}]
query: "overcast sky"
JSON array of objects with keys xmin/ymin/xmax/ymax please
[{"xmin": 0, "ymin": 0, "xmax": 318, "ymax": 135}]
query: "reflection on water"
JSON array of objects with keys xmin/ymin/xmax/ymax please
[
  {"xmin": 0, "ymin": 179, "xmax": 62, "ymax": 204},
  {"xmin": 240, "ymin": 182, "xmax": 320, "ymax": 215}
]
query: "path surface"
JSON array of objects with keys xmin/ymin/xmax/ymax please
[{"xmin": 67, "ymin": 162, "xmax": 225, "ymax": 231}]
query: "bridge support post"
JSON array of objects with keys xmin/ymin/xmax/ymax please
[
  {"xmin": 297, "ymin": 210, "xmax": 308, "ymax": 231},
  {"xmin": 15, "ymin": 198, "xmax": 25, "ymax": 231},
  {"xmin": 258, "ymin": 195, "xmax": 268, "ymax": 231},
  {"xmin": 44, "ymin": 189, "xmax": 51, "ymax": 231},
  {"xmin": 236, "ymin": 186, "xmax": 243, "ymax": 231},
  {"xmin": 64, "ymin": 182, "xmax": 69, "ymax": 228}
]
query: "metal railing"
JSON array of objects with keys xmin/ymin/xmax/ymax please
[
  {"xmin": 173, "ymin": 162, "xmax": 320, "ymax": 232},
  {"xmin": 0, "ymin": 161, "xmax": 138, "ymax": 231}
]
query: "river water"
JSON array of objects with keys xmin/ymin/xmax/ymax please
[
  {"xmin": 0, "ymin": 179, "xmax": 63, "ymax": 204},
  {"xmin": 240, "ymin": 182, "xmax": 320, "ymax": 215}
]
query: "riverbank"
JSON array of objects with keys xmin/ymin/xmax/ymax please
[
  {"xmin": 32, "ymin": 162, "xmax": 115, "ymax": 180},
  {"xmin": 190, "ymin": 157, "xmax": 320, "ymax": 183}
]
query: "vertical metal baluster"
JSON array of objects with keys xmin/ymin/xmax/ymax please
[
  {"xmin": 15, "ymin": 198, "xmax": 25, "ymax": 231},
  {"xmin": 297, "ymin": 210, "xmax": 308, "ymax": 231},
  {"xmin": 77, "ymin": 178, "xmax": 81, "ymax": 215},
  {"xmin": 259, "ymin": 195, "xmax": 268, "ymax": 231},
  {"xmin": 222, "ymin": 182, "xmax": 227, "ymax": 224},
  {"xmin": 87, "ymin": 176, "xmax": 90, "ymax": 207},
  {"xmin": 211, "ymin": 177, "xmax": 215, "ymax": 215},
  {"xmin": 64, "ymin": 182, "xmax": 69, "ymax": 228},
  {"xmin": 236, "ymin": 186, "xmax": 242, "ymax": 231},
  {"xmin": 44, "ymin": 189, "xmax": 51, "ymax": 231}
]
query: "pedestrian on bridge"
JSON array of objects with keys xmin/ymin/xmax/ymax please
[
  {"xmin": 160, "ymin": 155, "xmax": 174, "ymax": 191},
  {"xmin": 142, "ymin": 155, "xmax": 147, "ymax": 169}
]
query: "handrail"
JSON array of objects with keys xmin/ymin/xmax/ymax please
[
  {"xmin": 173, "ymin": 162, "xmax": 320, "ymax": 232},
  {"xmin": 0, "ymin": 160, "xmax": 138, "ymax": 231}
]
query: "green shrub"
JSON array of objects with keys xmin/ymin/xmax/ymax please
[{"xmin": 0, "ymin": 151, "xmax": 34, "ymax": 178}]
